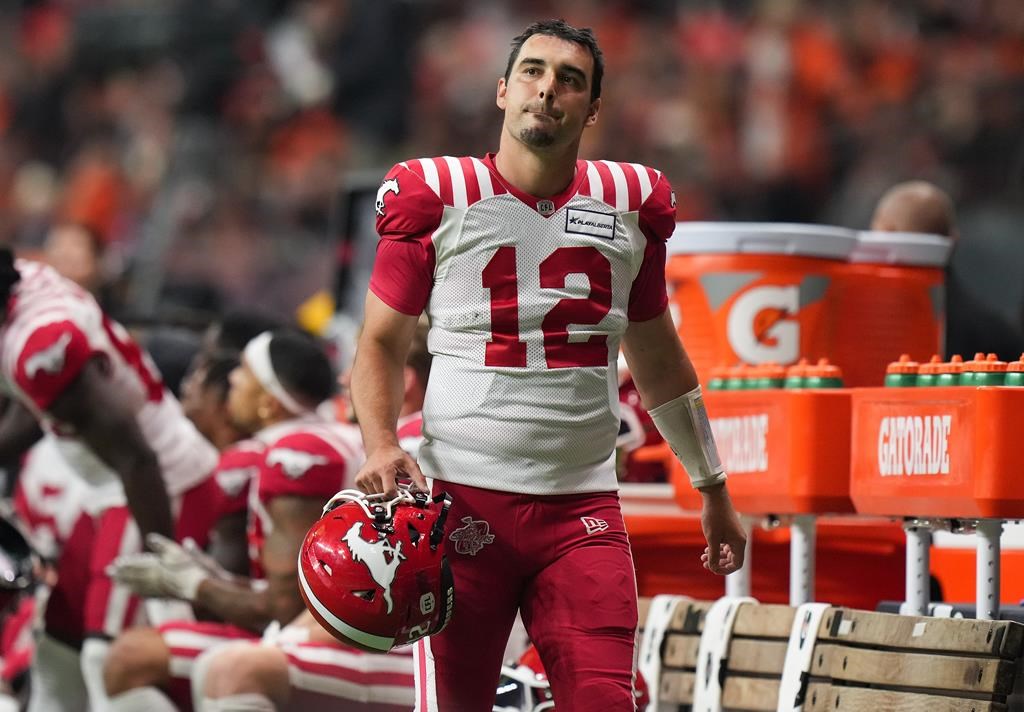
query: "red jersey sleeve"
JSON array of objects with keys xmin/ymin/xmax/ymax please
[
  {"xmin": 628, "ymin": 172, "xmax": 675, "ymax": 321},
  {"xmin": 369, "ymin": 163, "xmax": 444, "ymax": 316},
  {"xmin": 211, "ymin": 441, "xmax": 264, "ymax": 518},
  {"xmin": 258, "ymin": 432, "xmax": 350, "ymax": 502},
  {"xmin": 14, "ymin": 320, "xmax": 99, "ymax": 411}
]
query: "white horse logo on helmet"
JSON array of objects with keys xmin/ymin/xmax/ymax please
[
  {"xmin": 342, "ymin": 521, "xmax": 406, "ymax": 613},
  {"xmin": 375, "ymin": 178, "xmax": 400, "ymax": 216}
]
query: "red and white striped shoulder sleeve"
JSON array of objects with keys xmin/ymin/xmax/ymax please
[
  {"xmin": 628, "ymin": 167, "xmax": 675, "ymax": 322},
  {"xmin": 369, "ymin": 161, "xmax": 446, "ymax": 316},
  {"xmin": 259, "ymin": 431, "xmax": 350, "ymax": 502},
  {"xmin": 637, "ymin": 168, "xmax": 676, "ymax": 243},
  {"xmin": 13, "ymin": 319, "xmax": 99, "ymax": 411}
]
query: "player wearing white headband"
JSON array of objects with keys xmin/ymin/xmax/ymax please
[{"xmin": 106, "ymin": 331, "xmax": 415, "ymax": 711}]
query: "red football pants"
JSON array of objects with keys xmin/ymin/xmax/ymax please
[{"xmin": 414, "ymin": 481, "xmax": 638, "ymax": 712}]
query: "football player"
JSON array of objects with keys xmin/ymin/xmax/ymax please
[
  {"xmin": 0, "ymin": 250, "xmax": 223, "ymax": 711},
  {"xmin": 346, "ymin": 19, "xmax": 746, "ymax": 711},
  {"xmin": 106, "ymin": 331, "xmax": 408, "ymax": 711}
]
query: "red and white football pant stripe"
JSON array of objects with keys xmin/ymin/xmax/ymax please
[
  {"xmin": 279, "ymin": 640, "xmax": 415, "ymax": 711},
  {"xmin": 414, "ymin": 481, "xmax": 639, "ymax": 712},
  {"xmin": 161, "ymin": 621, "xmax": 258, "ymax": 710}
]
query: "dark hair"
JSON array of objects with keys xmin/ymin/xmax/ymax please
[
  {"xmin": 214, "ymin": 310, "xmax": 284, "ymax": 354},
  {"xmin": 202, "ymin": 351, "xmax": 240, "ymax": 403},
  {"xmin": 505, "ymin": 19, "xmax": 604, "ymax": 102},
  {"xmin": 267, "ymin": 331, "xmax": 336, "ymax": 407},
  {"xmin": 0, "ymin": 248, "xmax": 20, "ymax": 312}
]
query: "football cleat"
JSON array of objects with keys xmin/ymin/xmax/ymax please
[
  {"xmin": 493, "ymin": 643, "xmax": 650, "ymax": 711},
  {"xmin": 298, "ymin": 485, "xmax": 454, "ymax": 653}
]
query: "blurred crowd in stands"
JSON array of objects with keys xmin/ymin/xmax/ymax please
[{"xmin": 0, "ymin": 0, "xmax": 1022, "ymax": 333}]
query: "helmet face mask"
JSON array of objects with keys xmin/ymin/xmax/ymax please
[{"xmin": 299, "ymin": 486, "xmax": 454, "ymax": 653}]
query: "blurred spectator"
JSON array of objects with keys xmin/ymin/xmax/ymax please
[
  {"xmin": 0, "ymin": 0, "xmax": 1020, "ymax": 324},
  {"xmin": 870, "ymin": 180, "xmax": 1023, "ymax": 361}
]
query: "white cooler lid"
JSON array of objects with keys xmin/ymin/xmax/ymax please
[
  {"xmin": 850, "ymin": 231, "xmax": 952, "ymax": 266},
  {"xmin": 668, "ymin": 222, "xmax": 858, "ymax": 259}
]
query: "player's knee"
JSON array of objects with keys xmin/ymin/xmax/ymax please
[
  {"xmin": 201, "ymin": 643, "xmax": 289, "ymax": 701},
  {"xmin": 562, "ymin": 680, "xmax": 635, "ymax": 712},
  {"xmin": 103, "ymin": 628, "xmax": 171, "ymax": 696}
]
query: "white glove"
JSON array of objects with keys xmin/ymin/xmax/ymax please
[{"xmin": 107, "ymin": 534, "xmax": 209, "ymax": 602}]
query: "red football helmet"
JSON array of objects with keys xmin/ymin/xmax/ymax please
[
  {"xmin": 493, "ymin": 644, "xmax": 650, "ymax": 711},
  {"xmin": 299, "ymin": 486, "xmax": 454, "ymax": 653}
]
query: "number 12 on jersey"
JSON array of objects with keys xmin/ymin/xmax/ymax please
[{"xmin": 483, "ymin": 245, "xmax": 612, "ymax": 369}]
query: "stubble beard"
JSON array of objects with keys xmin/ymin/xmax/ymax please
[{"xmin": 518, "ymin": 126, "xmax": 556, "ymax": 148}]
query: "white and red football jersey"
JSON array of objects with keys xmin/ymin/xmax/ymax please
[
  {"xmin": 396, "ymin": 411, "xmax": 424, "ymax": 460},
  {"xmin": 210, "ymin": 438, "xmax": 265, "ymax": 522},
  {"xmin": 13, "ymin": 435, "xmax": 97, "ymax": 557},
  {"xmin": 369, "ymin": 155, "xmax": 675, "ymax": 495},
  {"xmin": 247, "ymin": 416, "xmax": 364, "ymax": 578},
  {"xmin": 0, "ymin": 260, "xmax": 218, "ymax": 495}
]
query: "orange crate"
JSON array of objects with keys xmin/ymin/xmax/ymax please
[
  {"xmin": 850, "ymin": 387, "xmax": 1024, "ymax": 518},
  {"xmin": 671, "ymin": 389, "xmax": 853, "ymax": 514}
]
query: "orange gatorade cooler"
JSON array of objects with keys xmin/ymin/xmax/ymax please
[
  {"xmin": 835, "ymin": 230, "xmax": 951, "ymax": 386},
  {"xmin": 667, "ymin": 223, "xmax": 950, "ymax": 387},
  {"xmin": 667, "ymin": 222, "xmax": 857, "ymax": 384}
]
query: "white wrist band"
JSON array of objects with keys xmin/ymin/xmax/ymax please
[{"xmin": 648, "ymin": 385, "xmax": 726, "ymax": 489}]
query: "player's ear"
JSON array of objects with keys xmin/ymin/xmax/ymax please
[
  {"xmin": 584, "ymin": 97, "xmax": 601, "ymax": 128},
  {"xmin": 496, "ymin": 77, "xmax": 508, "ymax": 110}
]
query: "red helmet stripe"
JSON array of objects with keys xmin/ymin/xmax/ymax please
[{"xmin": 298, "ymin": 564, "xmax": 395, "ymax": 652}]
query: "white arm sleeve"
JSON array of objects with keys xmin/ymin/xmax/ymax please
[{"xmin": 648, "ymin": 385, "xmax": 726, "ymax": 489}]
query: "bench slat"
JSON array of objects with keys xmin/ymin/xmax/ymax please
[
  {"xmin": 721, "ymin": 676, "xmax": 780, "ymax": 710},
  {"xmin": 812, "ymin": 643, "xmax": 1015, "ymax": 695},
  {"xmin": 728, "ymin": 639, "xmax": 788, "ymax": 674},
  {"xmin": 663, "ymin": 633, "xmax": 700, "ymax": 668},
  {"xmin": 733, "ymin": 604, "xmax": 796, "ymax": 638},
  {"xmin": 803, "ymin": 683, "xmax": 1006, "ymax": 712},
  {"xmin": 659, "ymin": 670, "xmax": 695, "ymax": 704},
  {"xmin": 820, "ymin": 609, "xmax": 1024, "ymax": 659}
]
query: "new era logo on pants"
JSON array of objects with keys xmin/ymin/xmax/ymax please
[{"xmin": 581, "ymin": 517, "xmax": 609, "ymax": 535}]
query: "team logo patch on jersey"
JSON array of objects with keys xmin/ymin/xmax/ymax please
[
  {"xmin": 581, "ymin": 516, "xmax": 609, "ymax": 535},
  {"xmin": 566, "ymin": 209, "xmax": 616, "ymax": 240},
  {"xmin": 215, "ymin": 466, "xmax": 257, "ymax": 497},
  {"xmin": 266, "ymin": 448, "xmax": 329, "ymax": 478},
  {"xmin": 25, "ymin": 333, "xmax": 72, "ymax": 379},
  {"xmin": 536, "ymin": 199, "xmax": 555, "ymax": 216},
  {"xmin": 448, "ymin": 516, "xmax": 495, "ymax": 556},
  {"xmin": 375, "ymin": 178, "xmax": 400, "ymax": 216},
  {"xmin": 342, "ymin": 522, "xmax": 405, "ymax": 613}
]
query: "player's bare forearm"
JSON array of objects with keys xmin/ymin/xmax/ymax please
[
  {"xmin": 351, "ymin": 292, "xmax": 420, "ymax": 453},
  {"xmin": 0, "ymin": 397, "xmax": 41, "ymax": 464},
  {"xmin": 622, "ymin": 310, "xmax": 700, "ymax": 409},
  {"xmin": 195, "ymin": 577, "xmax": 273, "ymax": 633},
  {"xmin": 49, "ymin": 359, "xmax": 174, "ymax": 540},
  {"xmin": 264, "ymin": 496, "xmax": 328, "ymax": 625},
  {"xmin": 118, "ymin": 452, "xmax": 175, "ymax": 542}
]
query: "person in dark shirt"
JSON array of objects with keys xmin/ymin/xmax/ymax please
[{"xmin": 871, "ymin": 181, "xmax": 1021, "ymax": 361}]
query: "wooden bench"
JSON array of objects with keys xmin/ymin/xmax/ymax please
[
  {"xmin": 638, "ymin": 597, "xmax": 794, "ymax": 711},
  {"xmin": 803, "ymin": 607, "xmax": 1023, "ymax": 712},
  {"xmin": 638, "ymin": 599, "xmax": 1024, "ymax": 712}
]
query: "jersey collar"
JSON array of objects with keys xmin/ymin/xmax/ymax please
[{"xmin": 482, "ymin": 153, "xmax": 586, "ymax": 218}]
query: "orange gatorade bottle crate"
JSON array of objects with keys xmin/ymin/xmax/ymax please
[
  {"xmin": 671, "ymin": 367, "xmax": 853, "ymax": 515},
  {"xmin": 850, "ymin": 374, "xmax": 1024, "ymax": 518}
]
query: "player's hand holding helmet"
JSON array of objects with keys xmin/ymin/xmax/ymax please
[{"xmin": 298, "ymin": 484, "xmax": 454, "ymax": 653}]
